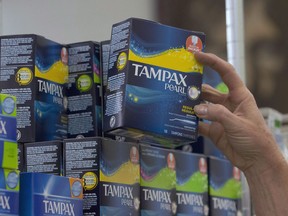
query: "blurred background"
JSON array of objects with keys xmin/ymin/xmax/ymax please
[{"xmin": 1, "ymin": 0, "xmax": 287, "ymax": 112}]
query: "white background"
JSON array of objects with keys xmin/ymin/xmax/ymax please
[{"xmin": 0, "ymin": 0, "xmax": 156, "ymax": 43}]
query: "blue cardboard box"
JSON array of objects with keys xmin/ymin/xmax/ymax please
[
  {"xmin": 19, "ymin": 172, "xmax": 83, "ymax": 216},
  {"xmin": 103, "ymin": 18, "xmax": 206, "ymax": 147},
  {"xmin": 67, "ymin": 41, "xmax": 102, "ymax": 138},
  {"xmin": 208, "ymin": 157, "xmax": 242, "ymax": 216},
  {"xmin": 175, "ymin": 151, "xmax": 208, "ymax": 216},
  {"xmin": 0, "ymin": 168, "xmax": 19, "ymax": 215},
  {"xmin": 0, "ymin": 34, "xmax": 68, "ymax": 143}
]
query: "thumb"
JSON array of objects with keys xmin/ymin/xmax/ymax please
[{"xmin": 194, "ymin": 103, "xmax": 237, "ymax": 128}]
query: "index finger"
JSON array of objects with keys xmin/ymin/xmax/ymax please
[{"xmin": 195, "ymin": 52, "xmax": 244, "ymax": 92}]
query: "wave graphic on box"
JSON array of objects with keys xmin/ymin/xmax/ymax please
[
  {"xmin": 35, "ymin": 61, "xmax": 68, "ymax": 84},
  {"xmin": 176, "ymin": 171, "xmax": 207, "ymax": 193},
  {"xmin": 100, "ymin": 161, "xmax": 139, "ymax": 184},
  {"xmin": 129, "ymin": 37, "xmax": 202, "ymax": 73},
  {"xmin": 209, "ymin": 178, "xmax": 242, "ymax": 199},
  {"xmin": 141, "ymin": 167, "xmax": 176, "ymax": 190}
]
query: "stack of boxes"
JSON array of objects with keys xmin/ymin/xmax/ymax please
[
  {"xmin": 0, "ymin": 17, "xmax": 249, "ymax": 216},
  {"xmin": 0, "ymin": 94, "xmax": 20, "ymax": 215},
  {"xmin": 0, "ymin": 35, "xmax": 84, "ymax": 215}
]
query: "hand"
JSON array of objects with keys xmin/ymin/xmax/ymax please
[{"xmin": 194, "ymin": 52, "xmax": 284, "ymax": 175}]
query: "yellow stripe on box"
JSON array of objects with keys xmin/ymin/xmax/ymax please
[
  {"xmin": 100, "ymin": 162, "xmax": 140, "ymax": 185},
  {"xmin": 35, "ymin": 61, "xmax": 68, "ymax": 84},
  {"xmin": 128, "ymin": 48, "xmax": 203, "ymax": 73}
]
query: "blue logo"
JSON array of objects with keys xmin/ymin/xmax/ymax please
[
  {"xmin": 3, "ymin": 97, "xmax": 15, "ymax": 115},
  {"xmin": 71, "ymin": 180, "xmax": 82, "ymax": 197},
  {"xmin": 6, "ymin": 171, "xmax": 19, "ymax": 189}
]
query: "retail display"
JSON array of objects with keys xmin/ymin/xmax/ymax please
[
  {"xmin": 1, "ymin": 17, "xmax": 277, "ymax": 216},
  {"xmin": 0, "ymin": 94, "xmax": 19, "ymax": 214}
]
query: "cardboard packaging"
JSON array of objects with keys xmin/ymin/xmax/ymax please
[
  {"xmin": 64, "ymin": 137, "xmax": 140, "ymax": 216},
  {"xmin": 0, "ymin": 94, "xmax": 17, "ymax": 142},
  {"xmin": 0, "ymin": 94, "xmax": 18, "ymax": 170},
  {"xmin": 0, "ymin": 168, "xmax": 19, "ymax": 215},
  {"xmin": 140, "ymin": 144, "xmax": 177, "ymax": 216},
  {"xmin": 208, "ymin": 157, "xmax": 242, "ymax": 216},
  {"xmin": 19, "ymin": 172, "xmax": 83, "ymax": 215},
  {"xmin": 0, "ymin": 34, "xmax": 68, "ymax": 143},
  {"xmin": 18, "ymin": 143, "xmax": 25, "ymax": 172},
  {"xmin": 23, "ymin": 141, "xmax": 63, "ymax": 175},
  {"xmin": 175, "ymin": 151, "xmax": 208, "ymax": 215},
  {"xmin": 103, "ymin": 18, "xmax": 205, "ymax": 147},
  {"xmin": 67, "ymin": 41, "xmax": 102, "ymax": 138}
]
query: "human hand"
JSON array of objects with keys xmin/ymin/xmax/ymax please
[{"xmin": 194, "ymin": 52, "xmax": 285, "ymax": 175}]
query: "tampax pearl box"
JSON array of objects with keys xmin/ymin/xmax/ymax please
[
  {"xmin": 0, "ymin": 34, "xmax": 68, "ymax": 143},
  {"xmin": 64, "ymin": 137, "xmax": 140, "ymax": 216},
  {"xmin": 103, "ymin": 18, "xmax": 205, "ymax": 147}
]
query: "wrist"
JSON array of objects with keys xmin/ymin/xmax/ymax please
[
  {"xmin": 244, "ymin": 155, "xmax": 288, "ymax": 216},
  {"xmin": 244, "ymin": 152, "xmax": 288, "ymax": 182}
]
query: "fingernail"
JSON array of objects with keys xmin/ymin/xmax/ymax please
[
  {"xmin": 194, "ymin": 105, "xmax": 208, "ymax": 115},
  {"xmin": 201, "ymin": 84, "xmax": 209, "ymax": 92}
]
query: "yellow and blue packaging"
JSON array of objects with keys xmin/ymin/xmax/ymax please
[
  {"xmin": 0, "ymin": 34, "xmax": 68, "ymax": 143},
  {"xmin": 103, "ymin": 18, "xmax": 206, "ymax": 147},
  {"xmin": 64, "ymin": 137, "xmax": 140, "ymax": 216}
]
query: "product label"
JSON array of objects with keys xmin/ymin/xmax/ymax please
[
  {"xmin": 64, "ymin": 139, "xmax": 99, "ymax": 216},
  {"xmin": 140, "ymin": 145, "xmax": 176, "ymax": 216},
  {"xmin": 0, "ymin": 35, "xmax": 68, "ymax": 142},
  {"xmin": 100, "ymin": 182, "xmax": 140, "ymax": 215},
  {"xmin": 0, "ymin": 35, "xmax": 36, "ymax": 142},
  {"xmin": 100, "ymin": 139, "xmax": 140, "ymax": 216},
  {"xmin": 0, "ymin": 115, "xmax": 17, "ymax": 141},
  {"xmin": 34, "ymin": 195, "xmax": 82, "ymax": 216},
  {"xmin": 67, "ymin": 42, "xmax": 101, "ymax": 138},
  {"xmin": 0, "ymin": 191, "xmax": 19, "ymax": 215},
  {"xmin": 20, "ymin": 173, "xmax": 83, "ymax": 216},
  {"xmin": 0, "ymin": 169, "xmax": 19, "ymax": 215},
  {"xmin": 209, "ymin": 157, "xmax": 242, "ymax": 216},
  {"xmin": 25, "ymin": 142, "xmax": 63, "ymax": 175}
]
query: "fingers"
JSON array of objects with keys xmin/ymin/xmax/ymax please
[
  {"xmin": 195, "ymin": 52, "xmax": 244, "ymax": 92},
  {"xmin": 201, "ymin": 84, "xmax": 228, "ymax": 105},
  {"xmin": 197, "ymin": 121, "xmax": 211, "ymax": 138},
  {"xmin": 194, "ymin": 103, "xmax": 237, "ymax": 130}
]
